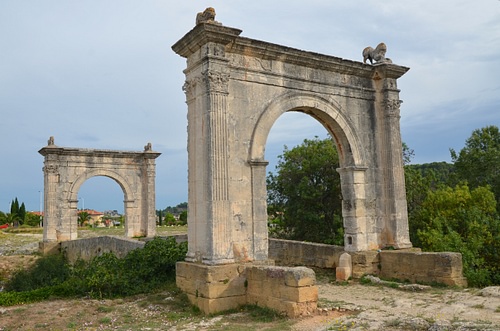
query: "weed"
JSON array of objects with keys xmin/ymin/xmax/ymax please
[
  {"xmin": 318, "ymin": 298, "xmax": 348, "ymax": 309},
  {"xmin": 99, "ymin": 317, "xmax": 112, "ymax": 324},
  {"xmin": 381, "ymin": 297, "xmax": 397, "ymax": 308},
  {"xmin": 66, "ymin": 321, "xmax": 77, "ymax": 329},
  {"xmin": 385, "ymin": 318, "xmax": 401, "ymax": 327},
  {"xmin": 243, "ymin": 304, "xmax": 285, "ymax": 323},
  {"xmin": 97, "ymin": 305, "xmax": 113, "ymax": 313},
  {"xmin": 327, "ymin": 319, "xmax": 356, "ymax": 330},
  {"xmin": 495, "ymin": 306, "xmax": 500, "ymax": 313},
  {"xmin": 34, "ymin": 323, "xmax": 49, "ymax": 329},
  {"xmin": 472, "ymin": 303, "xmax": 485, "ymax": 309}
]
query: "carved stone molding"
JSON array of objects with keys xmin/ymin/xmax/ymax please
[
  {"xmin": 43, "ymin": 164, "xmax": 59, "ymax": 175},
  {"xmin": 203, "ymin": 70, "xmax": 229, "ymax": 94},
  {"xmin": 383, "ymin": 99, "xmax": 402, "ymax": 118},
  {"xmin": 183, "ymin": 77, "xmax": 200, "ymax": 101}
]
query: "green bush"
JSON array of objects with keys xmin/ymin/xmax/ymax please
[
  {"xmin": 5, "ymin": 254, "xmax": 70, "ymax": 292},
  {"xmin": 1, "ymin": 236, "xmax": 188, "ymax": 305},
  {"xmin": 414, "ymin": 184, "xmax": 500, "ymax": 287},
  {"xmin": 72, "ymin": 236, "xmax": 187, "ymax": 298}
]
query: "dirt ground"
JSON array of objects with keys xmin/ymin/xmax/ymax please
[{"xmin": 1, "ymin": 230, "xmax": 500, "ymax": 330}]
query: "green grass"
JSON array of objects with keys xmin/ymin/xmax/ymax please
[
  {"xmin": 96, "ymin": 305, "xmax": 114, "ymax": 313},
  {"xmin": 98, "ymin": 317, "xmax": 112, "ymax": 324}
]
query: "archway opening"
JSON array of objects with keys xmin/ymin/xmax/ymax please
[
  {"xmin": 265, "ymin": 111, "xmax": 344, "ymax": 246},
  {"xmin": 77, "ymin": 176, "xmax": 125, "ymax": 234}
]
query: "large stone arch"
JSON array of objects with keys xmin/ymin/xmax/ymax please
[
  {"xmin": 248, "ymin": 91, "xmax": 374, "ymax": 252},
  {"xmin": 173, "ymin": 22, "xmax": 412, "ymax": 264},
  {"xmin": 39, "ymin": 139, "xmax": 160, "ymax": 243},
  {"xmin": 249, "ymin": 91, "xmax": 366, "ymax": 168}
]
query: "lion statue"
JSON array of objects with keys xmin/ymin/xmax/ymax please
[
  {"xmin": 196, "ymin": 7, "xmax": 217, "ymax": 25},
  {"xmin": 362, "ymin": 42, "xmax": 392, "ymax": 64}
]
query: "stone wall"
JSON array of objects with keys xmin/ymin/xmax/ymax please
[
  {"xmin": 269, "ymin": 238, "xmax": 466, "ymax": 286},
  {"xmin": 57, "ymin": 236, "xmax": 467, "ymax": 288},
  {"xmin": 269, "ymin": 238, "xmax": 345, "ymax": 268},
  {"xmin": 379, "ymin": 250, "xmax": 467, "ymax": 287},
  {"xmin": 61, "ymin": 236, "xmax": 145, "ymax": 263}
]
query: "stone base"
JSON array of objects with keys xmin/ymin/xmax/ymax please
[
  {"xmin": 379, "ymin": 250, "xmax": 467, "ymax": 287},
  {"xmin": 176, "ymin": 262, "xmax": 248, "ymax": 314},
  {"xmin": 176, "ymin": 261, "xmax": 318, "ymax": 317},
  {"xmin": 39, "ymin": 241, "xmax": 60, "ymax": 255},
  {"xmin": 246, "ymin": 266, "xmax": 318, "ymax": 317}
]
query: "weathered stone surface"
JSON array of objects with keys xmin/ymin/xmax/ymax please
[
  {"xmin": 246, "ymin": 265, "xmax": 318, "ymax": 317},
  {"xmin": 284, "ymin": 267, "xmax": 316, "ymax": 287},
  {"xmin": 351, "ymin": 250, "xmax": 381, "ymax": 278},
  {"xmin": 269, "ymin": 238, "xmax": 344, "ymax": 268},
  {"xmin": 39, "ymin": 140, "xmax": 160, "ymax": 242},
  {"xmin": 479, "ymin": 286, "xmax": 500, "ymax": 298},
  {"xmin": 379, "ymin": 250, "xmax": 467, "ymax": 287},
  {"xmin": 177, "ymin": 261, "xmax": 318, "ymax": 317},
  {"xmin": 336, "ymin": 253, "xmax": 352, "ymax": 281},
  {"xmin": 61, "ymin": 236, "xmax": 145, "ymax": 263}
]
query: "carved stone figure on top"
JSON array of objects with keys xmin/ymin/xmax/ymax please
[
  {"xmin": 48, "ymin": 136, "xmax": 55, "ymax": 146},
  {"xmin": 196, "ymin": 7, "xmax": 220, "ymax": 25},
  {"xmin": 144, "ymin": 142, "xmax": 152, "ymax": 151},
  {"xmin": 362, "ymin": 42, "xmax": 392, "ymax": 64}
]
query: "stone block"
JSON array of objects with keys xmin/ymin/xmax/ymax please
[
  {"xmin": 186, "ymin": 293, "xmax": 246, "ymax": 314},
  {"xmin": 176, "ymin": 262, "xmax": 247, "ymax": 299},
  {"xmin": 39, "ymin": 241, "xmax": 60, "ymax": 255},
  {"xmin": 336, "ymin": 252, "xmax": 352, "ymax": 281},
  {"xmin": 379, "ymin": 250, "xmax": 467, "ymax": 287},
  {"xmin": 284, "ymin": 267, "xmax": 316, "ymax": 287},
  {"xmin": 280, "ymin": 285, "xmax": 318, "ymax": 303},
  {"xmin": 336, "ymin": 267, "xmax": 351, "ymax": 281},
  {"xmin": 351, "ymin": 250, "xmax": 380, "ymax": 278}
]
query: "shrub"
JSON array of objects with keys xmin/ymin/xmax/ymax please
[
  {"xmin": 5, "ymin": 254, "xmax": 70, "ymax": 292},
  {"xmin": 1, "ymin": 236, "xmax": 188, "ymax": 304}
]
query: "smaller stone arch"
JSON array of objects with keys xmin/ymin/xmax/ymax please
[
  {"xmin": 39, "ymin": 139, "xmax": 161, "ymax": 243},
  {"xmin": 68, "ymin": 169, "xmax": 138, "ymax": 237}
]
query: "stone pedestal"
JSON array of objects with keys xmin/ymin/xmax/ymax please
[
  {"xmin": 176, "ymin": 261, "xmax": 318, "ymax": 317},
  {"xmin": 336, "ymin": 252, "xmax": 352, "ymax": 281},
  {"xmin": 176, "ymin": 262, "xmax": 248, "ymax": 314}
]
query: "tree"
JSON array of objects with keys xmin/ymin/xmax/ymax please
[
  {"xmin": 164, "ymin": 213, "xmax": 176, "ymax": 226},
  {"xmin": 267, "ymin": 137, "xmax": 343, "ymax": 245},
  {"xmin": 9, "ymin": 198, "xmax": 22, "ymax": 226},
  {"xmin": 78, "ymin": 211, "xmax": 91, "ymax": 226},
  {"xmin": 10, "ymin": 198, "xmax": 19, "ymax": 216},
  {"xmin": 178, "ymin": 211, "xmax": 187, "ymax": 225},
  {"xmin": 414, "ymin": 184, "xmax": 500, "ymax": 286},
  {"xmin": 402, "ymin": 142, "xmax": 415, "ymax": 165},
  {"xmin": 24, "ymin": 212, "xmax": 42, "ymax": 227},
  {"xmin": 451, "ymin": 125, "xmax": 500, "ymax": 210},
  {"xmin": 19, "ymin": 203, "xmax": 26, "ymax": 222}
]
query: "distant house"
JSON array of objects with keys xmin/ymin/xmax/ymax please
[
  {"xmin": 30, "ymin": 211, "xmax": 44, "ymax": 217},
  {"xmin": 82, "ymin": 209, "xmax": 104, "ymax": 225}
]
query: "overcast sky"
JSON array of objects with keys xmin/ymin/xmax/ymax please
[{"xmin": 1, "ymin": 1, "xmax": 499, "ymax": 213}]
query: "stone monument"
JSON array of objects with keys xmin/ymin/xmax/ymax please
[{"xmin": 172, "ymin": 8, "xmax": 412, "ymax": 314}]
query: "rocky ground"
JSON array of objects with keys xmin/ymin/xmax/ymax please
[{"xmin": 1, "ymin": 229, "xmax": 500, "ymax": 330}]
